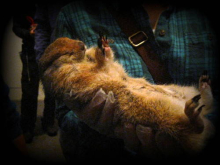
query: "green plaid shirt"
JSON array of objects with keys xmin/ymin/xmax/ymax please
[{"xmin": 53, "ymin": 1, "xmax": 218, "ymax": 86}]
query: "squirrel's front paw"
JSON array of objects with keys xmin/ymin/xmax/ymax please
[{"xmin": 96, "ymin": 33, "xmax": 114, "ymax": 66}]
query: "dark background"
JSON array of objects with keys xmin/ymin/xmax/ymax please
[{"xmin": 1, "ymin": 0, "xmax": 219, "ymax": 164}]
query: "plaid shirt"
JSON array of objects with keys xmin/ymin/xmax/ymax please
[{"xmin": 53, "ymin": 1, "xmax": 218, "ymax": 86}]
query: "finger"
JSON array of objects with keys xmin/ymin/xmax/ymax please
[
  {"xmin": 123, "ymin": 123, "xmax": 140, "ymax": 152},
  {"xmin": 88, "ymin": 88, "xmax": 107, "ymax": 108},
  {"xmin": 77, "ymin": 88, "xmax": 108, "ymax": 125},
  {"xmin": 64, "ymin": 88, "xmax": 107, "ymax": 112},
  {"xmin": 136, "ymin": 125, "xmax": 160, "ymax": 157},
  {"xmin": 96, "ymin": 91, "xmax": 116, "ymax": 134}
]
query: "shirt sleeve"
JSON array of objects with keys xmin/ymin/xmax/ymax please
[
  {"xmin": 51, "ymin": 9, "xmax": 75, "ymax": 42},
  {"xmin": 34, "ymin": 4, "xmax": 52, "ymax": 61}
]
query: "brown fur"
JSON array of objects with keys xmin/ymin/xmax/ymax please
[{"xmin": 39, "ymin": 37, "xmax": 214, "ymax": 156}]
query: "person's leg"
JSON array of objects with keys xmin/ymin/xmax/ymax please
[
  {"xmin": 59, "ymin": 111, "xmax": 135, "ymax": 162},
  {"xmin": 42, "ymin": 91, "xmax": 58, "ymax": 136},
  {"xmin": 20, "ymin": 50, "xmax": 39, "ymax": 143}
]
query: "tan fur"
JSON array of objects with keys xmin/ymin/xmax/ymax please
[{"xmin": 39, "ymin": 37, "xmax": 214, "ymax": 156}]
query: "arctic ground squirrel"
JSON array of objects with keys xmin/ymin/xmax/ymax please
[{"xmin": 39, "ymin": 36, "xmax": 214, "ymax": 157}]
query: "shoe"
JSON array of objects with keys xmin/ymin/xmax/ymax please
[
  {"xmin": 42, "ymin": 123, "xmax": 58, "ymax": 136},
  {"xmin": 23, "ymin": 131, "xmax": 34, "ymax": 143},
  {"xmin": 44, "ymin": 125, "xmax": 58, "ymax": 136},
  {"xmin": 41, "ymin": 118, "xmax": 58, "ymax": 136}
]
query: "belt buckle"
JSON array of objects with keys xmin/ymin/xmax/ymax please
[{"xmin": 128, "ymin": 31, "xmax": 148, "ymax": 47}]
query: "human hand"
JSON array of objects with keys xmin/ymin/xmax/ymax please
[
  {"xmin": 122, "ymin": 123, "xmax": 185, "ymax": 157},
  {"xmin": 114, "ymin": 122, "xmax": 160, "ymax": 156},
  {"xmin": 64, "ymin": 88, "xmax": 116, "ymax": 135},
  {"xmin": 64, "ymin": 88, "xmax": 183, "ymax": 157},
  {"xmin": 30, "ymin": 24, "xmax": 37, "ymax": 36}
]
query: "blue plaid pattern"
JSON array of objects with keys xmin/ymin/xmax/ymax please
[
  {"xmin": 165, "ymin": 8, "xmax": 218, "ymax": 85},
  {"xmin": 53, "ymin": 1, "xmax": 218, "ymax": 85}
]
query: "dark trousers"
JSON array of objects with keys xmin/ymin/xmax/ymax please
[
  {"xmin": 58, "ymin": 111, "xmax": 137, "ymax": 162},
  {"xmin": 20, "ymin": 48, "xmax": 39, "ymax": 132},
  {"xmin": 20, "ymin": 47, "xmax": 56, "ymax": 133},
  {"xmin": 42, "ymin": 90, "xmax": 56, "ymax": 127}
]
